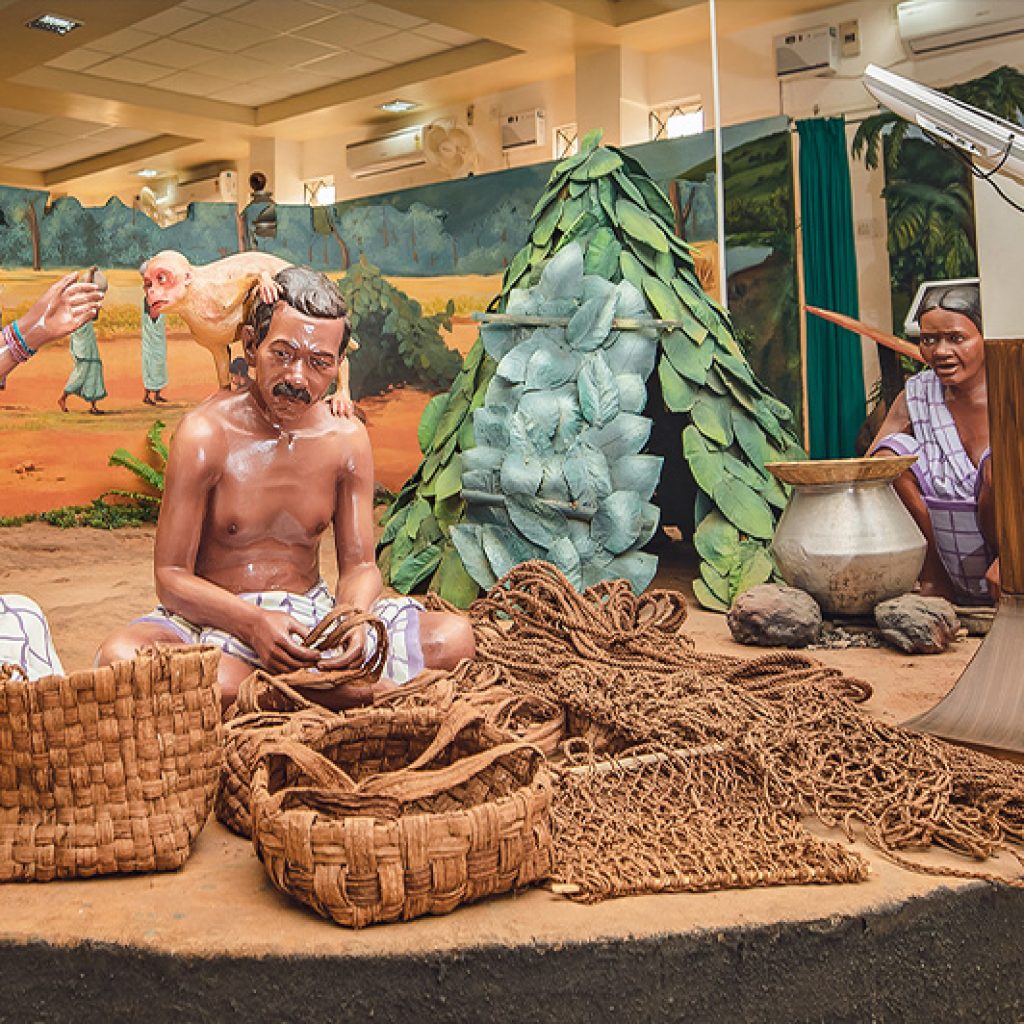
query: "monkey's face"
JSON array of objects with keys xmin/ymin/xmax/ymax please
[{"xmin": 142, "ymin": 259, "xmax": 189, "ymax": 316}]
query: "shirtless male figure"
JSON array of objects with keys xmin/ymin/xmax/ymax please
[{"xmin": 96, "ymin": 266, "xmax": 474, "ymax": 711}]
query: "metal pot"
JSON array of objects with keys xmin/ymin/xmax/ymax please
[{"xmin": 766, "ymin": 457, "xmax": 927, "ymax": 616}]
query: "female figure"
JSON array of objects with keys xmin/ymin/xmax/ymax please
[
  {"xmin": 870, "ymin": 284, "xmax": 995, "ymax": 604},
  {"xmin": 141, "ymin": 296, "xmax": 169, "ymax": 405}
]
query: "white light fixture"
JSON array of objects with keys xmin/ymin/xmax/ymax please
[
  {"xmin": 26, "ymin": 13, "xmax": 82, "ymax": 35},
  {"xmin": 135, "ymin": 168, "xmax": 161, "ymax": 178},
  {"xmin": 379, "ymin": 99, "xmax": 418, "ymax": 113}
]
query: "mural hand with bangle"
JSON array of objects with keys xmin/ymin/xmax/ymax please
[{"xmin": 0, "ymin": 270, "xmax": 105, "ymax": 381}]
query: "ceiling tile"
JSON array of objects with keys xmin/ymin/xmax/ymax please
[
  {"xmin": 87, "ymin": 57, "xmax": 176, "ymax": 85},
  {"xmin": 133, "ymin": 6, "xmax": 209, "ymax": 35},
  {"xmin": 298, "ymin": 50, "xmax": 389, "ymax": 79},
  {"xmin": 93, "ymin": 127, "xmax": 157, "ymax": 147},
  {"xmin": 45, "ymin": 47, "xmax": 110, "ymax": 72},
  {"xmin": 352, "ymin": 2, "xmax": 426, "ymax": 29},
  {"xmin": 223, "ymin": 0, "xmax": 334, "ymax": 33},
  {"xmin": 173, "ymin": 16, "xmax": 268, "ymax": 51},
  {"xmin": 291, "ymin": 13, "xmax": 396, "ymax": 47},
  {"xmin": 245, "ymin": 68, "xmax": 336, "ymax": 102},
  {"xmin": 181, "ymin": 0, "xmax": 250, "ymax": 12},
  {"xmin": 151, "ymin": 69, "xmax": 236, "ymax": 96},
  {"xmin": 211, "ymin": 83, "xmax": 282, "ymax": 105},
  {"xmin": 0, "ymin": 108, "xmax": 47, "ymax": 129},
  {"xmin": 129, "ymin": 38, "xmax": 223, "ymax": 70},
  {"xmin": 0, "ymin": 143, "xmax": 40, "ymax": 160},
  {"xmin": 239, "ymin": 35, "xmax": 336, "ymax": 67},
  {"xmin": 87, "ymin": 27, "xmax": 160, "ymax": 55},
  {"xmin": 360, "ymin": 32, "xmax": 450, "ymax": 63},
  {"xmin": 189, "ymin": 53, "xmax": 266, "ymax": 83},
  {"xmin": 307, "ymin": 0, "xmax": 363, "ymax": 8},
  {"xmin": 416, "ymin": 22, "xmax": 479, "ymax": 46},
  {"xmin": 5, "ymin": 127, "xmax": 70, "ymax": 148},
  {"xmin": 37, "ymin": 117, "xmax": 107, "ymax": 136}
]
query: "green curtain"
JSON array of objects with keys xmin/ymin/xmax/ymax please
[{"xmin": 797, "ymin": 117, "xmax": 865, "ymax": 459}]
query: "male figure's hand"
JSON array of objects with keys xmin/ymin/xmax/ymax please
[
  {"xmin": 247, "ymin": 609, "xmax": 320, "ymax": 673},
  {"xmin": 316, "ymin": 619, "xmax": 367, "ymax": 671}
]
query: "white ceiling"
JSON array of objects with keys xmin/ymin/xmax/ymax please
[{"xmin": 0, "ymin": 0, "xmax": 844, "ymax": 198}]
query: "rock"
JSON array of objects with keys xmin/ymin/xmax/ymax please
[
  {"xmin": 874, "ymin": 594, "xmax": 960, "ymax": 654},
  {"xmin": 727, "ymin": 584, "xmax": 822, "ymax": 648}
]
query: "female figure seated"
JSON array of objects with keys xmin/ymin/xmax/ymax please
[{"xmin": 870, "ymin": 284, "xmax": 996, "ymax": 604}]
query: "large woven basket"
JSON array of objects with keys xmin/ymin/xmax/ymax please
[
  {"xmin": 0, "ymin": 646, "xmax": 222, "ymax": 882},
  {"xmin": 250, "ymin": 702, "xmax": 553, "ymax": 927},
  {"xmin": 218, "ymin": 671, "xmax": 338, "ymax": 838}
]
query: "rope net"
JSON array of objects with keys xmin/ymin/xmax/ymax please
[{"xmin": 401, "ymin": 561, "xmax": 1024, "ymax": 902}]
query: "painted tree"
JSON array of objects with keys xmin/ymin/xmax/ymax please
[{"xmin": 377, "ymin": 130, "xmax": 804, "ymax": 610}]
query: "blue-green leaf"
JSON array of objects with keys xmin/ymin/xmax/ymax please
[
  {"xmin": 578, "ymin": 352, "xmax": 620, "ymax": 427},
  {"xmin": 563, "ymin": 443, "xmax": 612, "ymax": 504},
  {"xmin": 539, "ymin": 242, "xmax": 584, "ymax": 300},
  {"xmin": 525, "ymin": 346, "xmax": 577, "ymax": 390},
  {"xmin": 610, "ymin": 454, "xmax": 662, "ymax": 500},
  {"xmin": 615, "ymin": 373, "xmax": 647, "ymax": 412},
  {"xmin": 581, "ymin": 412, "xmax": 651, "ymax": 460},
  {"xmin": 451, "ymin": 525, "xmax": 498, "ymax": 589},
  {"xmin": 592, "ymin": 490, "xmax": 642, "ymax": 554},
  {"xmin": 604, "ymin": 550, "xmax": 658, "ymax": 594},
  {"xmin": 481, "ymin": 525, "xmax": 545, "ymax": 579},
  {"xmin": 567, "ymin": 293, "xmax": 617, "ymax": 351},
  {"xmin": 546, "ymin": 536, "xmax": 583, "ymax": 589},
  {"xmin": 500, "ymin": 451, "xmax": 543, "ymax": 496},
  {"xmin": 507, "ymin": 493, "xmax": 568, "ymax": 548}
]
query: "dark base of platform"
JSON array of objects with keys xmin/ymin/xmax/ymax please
[{"xmin": 3, "ymin": 881, "xmax": 1023, "ymax": 1024}]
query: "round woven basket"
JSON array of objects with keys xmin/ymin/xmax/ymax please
[
  {"xmin": 0, "ymin": 645, "xmax": 222, "ymax": 882},
  {"xmin": 250, "ymin": 702, "xmax": 553, "ymax": 927},
  {"xmin": 765, "ymin": 455, "xmax": 917, "ymax": 487}
]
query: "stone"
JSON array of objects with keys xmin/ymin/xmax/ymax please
[
  {"xmin": 874, "ymin": 594, "xmax": 960, "ymax": 655},
  {"xmin": 727, "ymin": 584, "xmax": 822, "ymax": 648}
]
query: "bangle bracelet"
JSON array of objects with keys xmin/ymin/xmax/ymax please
[
  {"xmin": 10, "ymin": 320, "xmax": 36, "ymax": 356},
  {"xmin": 2, "ymin": 325, "xmax": 31, "ymax": 363}
]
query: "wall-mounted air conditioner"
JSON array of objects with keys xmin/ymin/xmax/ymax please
[
  {"xmin": 346, "ymin": 127, "xmax": 426, "ymax": 178},
  {"xmin": 897, "ymin": 0, "xmax": 1024, "ymax": 57},
  {"xmin": 176, "ymin": 168, "xmax": 238, "ymax": 205},
  {"xmin": 773, "ymin": 25, "xmax": 838, "ymax": 78},
  {"xmin": 502, "ymin": 108, "xmax": 546, "ymax": 150}
]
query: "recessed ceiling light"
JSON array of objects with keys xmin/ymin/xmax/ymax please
[
  {"xmin": 136, "ymin": 168, "xmax": 161, "ymax": 178},
  {"xmin": 379, "ymin": 99, "xmax": 418, "ymax": 113},
  {"xmin": 26, "ymin": 13, "xmax": 82, "ymax": 35}
]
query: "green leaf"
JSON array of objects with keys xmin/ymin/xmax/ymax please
[
  {"xmin": 722, "ymin": 452, "xmax": 764, "ymax": 489},
  {"xmin": 578, "ymin": 352, "xmax": 620, "ymax": 427},
  {"xmin": 481, "ymin": 524, "xmax": 545, "ymax": 579},
  {"xmin": 434, "ymin": 454, "xmax": 464, "ymax": 502},
  {"xmin": 659, "ymin": 358, "xmax": 697, "ymax": 413},
  {"xmin": 630, "ymin": 175, "xmax": 677, "ymax": 227},
  {"xmin": 642, "ymin": 275, "xmax": 685, "ymax": 320},
  {"xmin": 692, "ymin": 577, "xmax": 729, "ymax": 612},
  {"xmin": 732, "ymin": 408, "xmax": 774, "ymax": 470},
  {"xmin": 616, "ymin": 198, "xmax": 669, "ymax": 252},
  {"xmin": 504, "ymin": 245, "xmax": 532, "ymax": 291},
  {"xmin": 563, "ymin": 443, "xmax": 612, "ymax": 504},
  {"xmin": 500, "ymin": 452, "xmax": 543, "ymax": 496},
  {"xmin": 663, "ymin": 330, "xmax": 712, "ymax": 384},
  {"xmin": 592, "ymin": 490, "xmax": 642, "ymax": 554},
  {"xmin": 547, "ymin": 536, "xmax": 583, "ymax": 590},
  {"xmin": 580, "ymin": 412, "xmax": 651, "ymax": 460},
  {"xmin": 146, "ymin": 420, "xmax": 168, "ymax": 464},
  {"xmin": 759, "ymin": 472, "xmax": 789, "ymax": 511},
  {"xmin": 731, "ymin": 540, "xmax": 774, "ymax": 600},
  {"xmin": 434, "ymin": 545, "xmax": 480, "ymax": 608},
  {"xmin": 391, "ymin": 542, "xmax": 443, "ymax": 594},
  {"xmin": 567, "ymin": 293, "xmax": 617, "ymax": 351},
  {"xmin": 618, "ymin": 250, "xmax": 647, "ymax": 293},
  {"xmin": 507, "ymin": 493, "xmax": 568, "ymax": 548},
  {"xmin": 691, "ymin": 392, "xmax": 734, "ymax": 446},
  {"xmin": 430, "ymin": 389, "xmax": 471, "ymax": 450},
  {"xmin": 682, "ymin": 424, "xmax": 725, "ymax": 497},
  {"xmin": 693, "ymin": 511, "xmax": 741, "ymax": 573},
  {"xmin": 699, "ymin": 562, "xmax": 732, "ymax": 604},
  {"xmin": 525, "ymin": 346, "xmax": 577, "ymax": 390},
  {"xmin": 417, "ymin": 393, "xmax": 450, "ymax": 454},
  {"xmin": 415, "ymin": 512, "xmax": 443, "ymax": 547},
  {"xmin": 713, "ymin": 474, "xmax": 775, "ymax": 540},
  {"xmin": 576, "ymin": 148, "xmax": 623, "ymax": 180},
  {"xmin": 584, "ymin": 227, "xmax": 622, "ymax": 279},
  {"xmin": 609, "ymin": 454, "xmax": 662, "ymax": 501},
  {"xmin": 450, "ymin": 525, "xmax": 498, "ymax": 589},
  {"xmin": 615, "ymin": 373, "xmax": 647, "ymax": 413},
  {"xmin": 532, "ymin": 198, "xmax": 563, "ymax": 247},
  {"xmin": 378, "ymin": 501, "xmax": 410, "ymax": 548}
]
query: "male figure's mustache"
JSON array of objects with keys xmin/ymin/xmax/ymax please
[{"xmin": 273, "ymin": 382, "xmax": 312, "ymax": 404}]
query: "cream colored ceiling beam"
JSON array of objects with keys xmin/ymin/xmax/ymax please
[
  {"xmin": 0, "ymin": 166, "xmax": 44, "ymax": 188},
  {"xmin": 541, "ymin": 0, "xmax": 705, "ymax": 26},
  {"xmin": 42, "ymin": 134, "xmax": 200, "ymax": 187},
  {"xmin": 5, "ymin": 70, "xmax": 255, "ymax": 130},
  {"xmin": 256, "ymin": 40, "xmax": 520, "ymax": 126},
  {"xmin": 0, "ymin": 0, "xmax": 168, "ymax": 78}
]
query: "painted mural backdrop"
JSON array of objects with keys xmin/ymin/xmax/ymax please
[{"xmin": 0, "ymin": 116, "xmax": 797, "ymax": 517}]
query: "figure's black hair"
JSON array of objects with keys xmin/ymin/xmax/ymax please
[
  {"xmin": 244, "ymin": 266, "xmax": 350, "ymax": 352},
  {"xmin": 917, "ymin": 283, "xmax": 983, "ymax": 333}
]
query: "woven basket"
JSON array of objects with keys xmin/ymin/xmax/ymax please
[
  {"xmin": 250, "ymin": 702, "xmax": 553, "ymax": 927},
  {"xmin": 218, "ymin": 672, "xmax": 338, "ymax": 838},
  {"xmin": 0, "ymin": 646, "xmax": 222, "ymax": 882}
]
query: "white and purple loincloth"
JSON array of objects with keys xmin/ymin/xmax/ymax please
[
  {"xmin": 872, "ymin": 368, "xmax": 993, "ymax": 603},
  {"xmin": 0, "ymin": 594, "xmax": 64, "ymax": 680},
  {"xmin": 133, "ymin": 581, "xmax": 425, "ymax": 683}
]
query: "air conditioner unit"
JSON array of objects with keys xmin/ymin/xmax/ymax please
[
  {"xmin": 346, "ymin": 127, "xmax": 426, "ymax": 178},
  {"xmin": 176, "ymin": 168, "xmax": 238, "ymax": 206},
  {"xmin": 897, "ymin": 0, "xmax": 1024, "ymax": 56},
  {"xmin": 774, "ymin": 25, "xmax": 838, "ymax": 78},
  {"xmin": 502, "ymin": 108, "xmax": 546, "ymax": 150}
]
